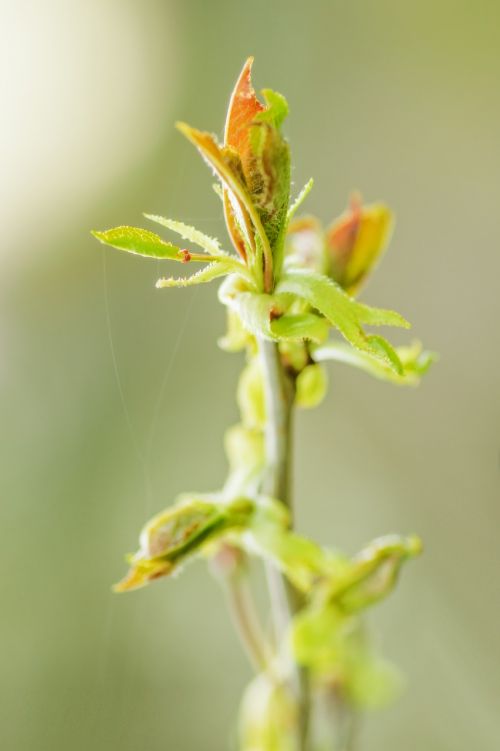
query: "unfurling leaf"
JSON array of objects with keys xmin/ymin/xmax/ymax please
[
  {"xmin": 90, "ymin": 59, "xmax": 434, "ymax": 735},
  {"xmin": 325, "ymin": 534, "xmax": 423, "ymax": 612},
  {"xmin": 276, "ymin": 269, "xmax": 409, "ymax": 372},
  {"xmin": 219, "ymin": 275, "xmax": 284, "ymax": 339},
  {"xmin": 243, "ymin": 526, "xmax": 420, "ymax": 610},
  {"xmin": 325, "ymin": 194, "xmax": 393, "ymax": 295},
  {"xmin": 313, "ymin": 339, "xmax": 435, "ymax": 385},
  {"xmin": 224, "ymin": 57, "xmax": 265, "ymax": 170},
  {"xmin": 246, "ymin": 523, "xmax": 341, "ymax": 593},
  {"xmin": 176, "ymin": 122, "xmax": 258, "ymax": 255},
  {"xmin": 255, "ymin": 89, "xmax": 289, "ymax": 128},
  {"xmin": 92, "ymin": 226, "xmax": 184, "ymax": 260},
  {"xmin": 114, "ymin": 496, "xmax": 255, "ymax": 592},
  {"xmin": 224, "ymin": 58, "xmax": 291, "ymax": 261},
  {"xmin": 219, "ymin": 276, "xmax": 329, "ymax": 343}
]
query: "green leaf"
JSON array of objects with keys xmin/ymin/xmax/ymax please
[
  {"xmin": 291, "ymin": 603, "xmax": 352, "ymax": 673},
  {"xmin": 255, "ymin": 88, "xmax": 289, "ymax": 128},
  {"xmin": 222, "ymin": 291, "xmax": 280, "ymax": 339},
  {"xmin": 218, "ymin": 276, "xmax": 283, "ymax": 339},
  {"xmin": 327, "ymin": 534, "xmax": 423, "ymax": 612},
  {"xmin": 270, "ymin": 313, "xmax": 329, "ymax": 343},
  {"xmin": 252, "ymin": 494, "xmax": 291, "ymax": 529},
  {"xmin": 286, "ymin": 178, "xmax": 314, "ymax": 223},
  {"xmin": 92, "ymin": 226, "xmax": 183, "ymax": 260},
  {"xmin": 355, "ymin": 302, "xmax": 410, "ymax": 329},
  {"xmin": 295, "ymin": 363, "xmax": 328, "ymax": 409},
  {"xmin": 247, "ymin": 523, "xmax": 337, "ymax": 593},
  {"xmin": 276, "ymin": 269, "xmax": 409, "ymax": 372},
  {"xmin": 251, "ymin": 129, "xmax": 291, "ymax": 262},
  {"xmin": 313, "ymin": 339, "xmax": 435, "ymax": 385},
  {"xmin": 219, "ymin": 276, "xmax": 329, "ymax": 343},
  {"xmin": 114, "ymin": 495, "xmax": 255, "ymax": 592},
  {"xmin": 144, "ymin": 214, "xmax": 224, "ymax": 256},
  {"xmin": 367, "ymin": 335, "xmax": 404, "ymax": 376},
  {"xmin": 156, "ymin": 260, "xmax": 250, "ymax": 289},
  {"xmin": 244, "ymin": 520, "xmax": 420, "ymax": 605}
]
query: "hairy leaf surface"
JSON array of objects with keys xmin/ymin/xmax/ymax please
[
  {"xmin": 277, "ymin": 269, "xmax": 409, "ymax": 372},
  {"xmin": 144, "ymin": 214, "xmax": 224, "ymax": 256}
]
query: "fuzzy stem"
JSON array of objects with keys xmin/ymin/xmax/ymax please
[{"xmin": 259, "ymin": 337, "xmax": 310, "ymax": 749}]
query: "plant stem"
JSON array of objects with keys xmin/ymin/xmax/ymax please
[
  {"xmin": 328, "ymin": 687, "xmax": 358, "ymax": 751},
  {"xmin": 259, "ymin": 339, "xmax": 294, "ymax": 504},
  {"xmin": 259, "ymin": 337, "xmax": 310, "ymax": 749},
  {"xmin": 225, "ymin": 564, "xmax": 272, "ymax": 673},
  {"xmin": 311, "ymin": 685, "xmax": 357, "ymax": 751}
]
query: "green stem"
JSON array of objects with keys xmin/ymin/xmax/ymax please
[
  {"xmin": 259, "ymin": 337, "xmax": 310, "ymax": 749},
  {"xmin": 259, "ymin": 339, "xmax": 294, "ymax": 503}
]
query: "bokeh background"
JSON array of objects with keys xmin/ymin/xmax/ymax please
[{"xmin": 1, "ymin": 1, "xmax": 499, "ymax": 749}]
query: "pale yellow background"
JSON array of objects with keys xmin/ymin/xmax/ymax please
[{"xmin": 1, "ymin": 1, "xmax": 499, "ymax": 749}]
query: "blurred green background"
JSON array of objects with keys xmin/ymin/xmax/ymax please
[{"xmin": 1, "ymin": 1, "xmax": 499, "ymax": 749}]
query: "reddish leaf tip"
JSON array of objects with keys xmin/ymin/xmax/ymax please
[{"xmin": 224, "ymin": 58, "xmax": 264, "ymax": 152}]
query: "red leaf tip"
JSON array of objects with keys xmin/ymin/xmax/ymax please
[{"xmin": 224, "ymin": 57, "xmax": 264, "ymax": 154}]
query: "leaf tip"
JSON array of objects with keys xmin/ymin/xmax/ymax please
[
  {"xmin": 175, "ymin": 120, "xmax": 193, "ymax": 139},
  {"xmin": 112, "ymin": 568, "xmax": 145, "ymax": 593},
  {"xmin": 242, "ymin": 55, "xmax": 255, "ymax": 73},
  {"xmin": 236, "ymin": 56, "xmax": 256, "ymax": 88},
  {"xmin": 407, "ymin": 534, "xmax": 423, "ymax": 557}
]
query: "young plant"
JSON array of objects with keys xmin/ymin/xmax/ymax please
[{"xmin": 93, "ymin": 58, "xmax": 433, "ymax": 751}]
